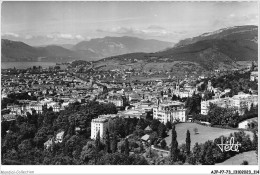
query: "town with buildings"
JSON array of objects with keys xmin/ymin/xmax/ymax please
[
  {"xmin": 1, "ymin": 60, "xmax": 258, "ymax": 165},
  {"xmin": 1, "ymin": 1, "xmax": 259, "ymax": 171}
]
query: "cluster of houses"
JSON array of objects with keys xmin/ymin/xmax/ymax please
[
  {"xmin": 90, "ymin": 80, "xmax": 258, "ymax": 141},
  {"xmin": 2, "ymin": 96, "xmax": 85, "ymax": 121},
  {"xmin": 90, "ymin": 99, "xmax": 188, "ymax": 140},
  {"xmin": 2, "ymin": 64, "xmax": 258, "ymax": 150}
]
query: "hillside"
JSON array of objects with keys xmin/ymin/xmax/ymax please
[
  {"xmin": 175, "ymin": 25, "xmax": 257, "ymax": 47},
  {"xmin": 1, "ymin": 39, "xmax": 79, "ymax": 62},
  {"xmin": 93, "ymin": 25, "xmax": 258, "ymax": 72},
  {"xmin": 2, "ymin": 39, "xmax": 41, "ymax": 62},
  {"xmin": 152, "ymin": 38, "xmax": 257, "ymax": 68}
]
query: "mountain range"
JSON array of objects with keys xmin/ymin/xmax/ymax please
[
  {"xmin": 95, "ymin": 25, "xmax": 258, "ymax": 70},
  {"xmin": 1, "ymin": 25, "xmax": 258, "ymax": 73},
  {"xmin": 1, "ymin": 36, "xmax": 173, "ymax": 62}
]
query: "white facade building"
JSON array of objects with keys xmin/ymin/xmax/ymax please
[
  {"xmin": 97, "ymin": 95, "xmax": 125, "ymax": 107},
  {"xmin": 91, "ymin": 114, "xmax": 117, "ymax": 140},
  {"xmin": 201, "ymin": 98, "xmax": 233, "ymax": 115},
  {"xmin": 25, "ymin": 102, "xmax": 43, "ymax": 114},
  {"xmin": 153, "ymin": 101, "xmax": 187, "ymax": 124},
  {"xmin": 250, "ymin": 71, "xmax": 258, "ymax": 82},
  {"xmin": 56, "ymin": 131, "xmax": 65, "ymax": 143}
]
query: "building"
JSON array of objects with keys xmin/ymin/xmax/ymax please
[
  {"xmin": 117, "ymin": 108, "xmax": 146, "ymax": 119},
  {"xmin": 238, "ymin": 117, "xmax": 258, "ymax": 129},
  {"xmin": 97, "ymin": 95, "xmax": 126, "ymax": 107},
  {"xmin": 44, "ymin": 138, "xmax": 54, "ymax": 150},
  {"xmin": 25, "ymin": 102, "xmax": 43, "ymax": 114},
  {"xmin": 131, "ymin": 100, "xmax": 154, "ymax": 112},
  {"xmin": 90, "ymin": 114, "xmax": 117, "ymax": 140},
  {"xmin": 176, "ymin": 90, "xmax": 192, "ymax": 98},
  {"xmin": 201, "ymin": 98, "xmax": 232, "ymax": 115},
  {"xmin": 201, "ymin": 93, "xmax": 258, "ymax": 115},
  {"xmin": 250, "ymin": 71, "xmax": 258, "ymax": 82},
  {"xmin": 7, "ymin": 104, "xmax": 24, "ymax": 115},
  {"xmin": 141, "ymin": 134, "xmax": 150, "ymax": 144},
  {"xmin": 2, "ymin": 114, "xmax": 17, "ymax": 121},
  {"xmin": 108, "ymin": 98, "xmax": 125, "ymax": 107},
  {"xmin": 56, "ymin": 131, "xmax": 65, "ymax": 143},
  {"xmin": 53, "ymin": 104, "xmax": 61, "ymax": 112},
  {"xmin": 232, "ymin": 93, "xmax": 258, "ymax": 114},
  {"xmin": 172, "ymin": 82, "xmax": 197, "ymax": 98},
  {"xmin": 128, "ymin": 93, "xmax": 141, "ymax": 103},
  {"xmin": 153, "ymin": 101, "xmax": 187, "ymax": 124}
]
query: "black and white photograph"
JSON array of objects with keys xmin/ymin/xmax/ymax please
[{"xmin": 1, "ymin": 1, "xmax": 259, "ymax": 174}]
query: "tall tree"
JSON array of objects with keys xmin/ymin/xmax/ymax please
[
  {"xmin": 94, "ymin": 130, "xmax": 101, "ymax": 165},
  {"xmin": 204, "ymin": 142, "xmax": 214, "ymax": 165},
  {"xmin": 251, "ymin": 61, "xmax": 255, "ymax": 71},
  {"xmin": 160, "ymin": 139, "xmax": 167, "ymax": 149},
  {"xmin": 158, "ymin": 123, "xmax": 167, "ymax": 138},
  {"xmin": 150, "ymin": 119, "xmax": 160, "ymax": 132},
  {"xmin": 253, "ymin": 130, "xmax": 258, "ymax": 157},
  {"xmin": 170, "ymin": 124, "xmax": 178, "ymax": 163},
  {"xmin": 185, "ymin": 130, "xmax": 191, "ymax": 155},
  {"xmin": 80, "ymin": 141, "xmax": 96, "ymax": 164},
  {"xmin": 165, "ymin": 121, "xmax": 172, "ymax": 130},
  {"xmin": 105, "ymin": 129, "xmax": 111, "ymax": 153},
  {"xmin": 95, "ymin": 130, "xmax": 101, "ymax": 152},
  {"xmin": 193, "ymin": 142, "xmax": 202, "ymax": 164},
  {"xmin": 111, "ymin": 132, "xmax": 118, "ymax": 153},
  {"xmin": 124, "ymin": 138, "xmax": 129, "ymax": 156}
]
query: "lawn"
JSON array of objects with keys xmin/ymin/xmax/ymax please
[
  {"xmin": 165, "ymin": 123, "xmax": 253, "ymax": 148},
  {"xmin": 216, "ymin": 151, "xmax": 258, "ymax": 165}
]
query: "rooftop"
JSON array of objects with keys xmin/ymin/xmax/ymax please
[
  {"xmin": 159, "ymin": 101, "xmax": 184, "ymax": 107},
  {"xmin": 92, "ymin": 114, "xmax": 118, "ymax": 123},
  {"xmin": 56, "ymin": 131, "xmax": 65, "ymax": 137}
]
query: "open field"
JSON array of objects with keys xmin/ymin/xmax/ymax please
[
  {"xmin": 165, "ymin": 123, "xmax": 253, "ymax": 148},
  {"xmin": 216, "ymin": 151, "xmax": 258, "ymax": 165}
]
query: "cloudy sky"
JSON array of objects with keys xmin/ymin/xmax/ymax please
[{"xmin": 1, "ymin": 1, "xmax": 258, "ymax": 46}]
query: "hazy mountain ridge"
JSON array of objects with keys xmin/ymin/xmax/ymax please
[
  {"xmin": 1, "ymin": 39, "xmax": 78, "ymax": 62},
  {"xmin": 1, "ymin": 26, "xmax": 257, "ymax": 65},
  {"xmin": 72, "ymin": 36, "xmax": 173, "ymax": 59},
  {"xmin": 1, "ymin": 36, "xmax": 173, "ymax": 62},
  {"xmin": 95, "ymin": 25, "xmax": 257, "ymax": 71}
]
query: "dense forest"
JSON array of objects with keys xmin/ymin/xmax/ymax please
[{"xmin": 1, "ymin": 101, "xmax": 169, "ymax": 165}]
